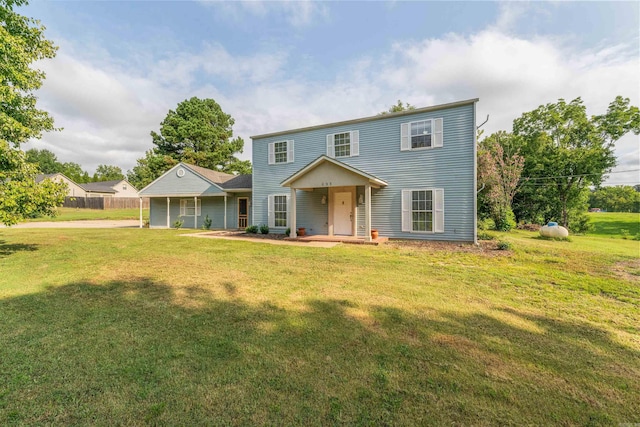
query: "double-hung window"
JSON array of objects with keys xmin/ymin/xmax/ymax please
[
  {"xmin": 268, "ymin": 194, "xmax": 290, "ymax": 228},
  {"xmin": 180, "ymin": 199, "xmax": 201, "ymax": 216},
  {"xmin": 401, "ymin": 118, "xmax": 443, "ymax": 151},
  {"xmin": 268, "ymin": 140, "xmax": 294, "ymax": 165},
  {"xmin": 401, "ymin": 189, "xmax": 444, "ymax": 233},
  {"xmin": 326, "ymin": 130, "xmax": 359, "ymax": 158}
]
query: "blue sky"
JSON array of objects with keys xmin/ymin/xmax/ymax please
[{"xmin": 22, "ymin": 1, "xmax": 640, "ymax": 185}]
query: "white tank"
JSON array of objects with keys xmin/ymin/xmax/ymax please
[{"xmin": 540, "ymin": 222, "xmax": 569, "ymax": 238}]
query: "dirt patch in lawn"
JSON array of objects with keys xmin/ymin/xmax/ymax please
[
  {"xmin": 386, "ymin": 239, "xmax": 510, "ymax": 256},
  {"xmin": 611, "ymin": 259, "xmax": 640, "ymax": 283}
]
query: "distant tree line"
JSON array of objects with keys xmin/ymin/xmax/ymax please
[
  {"xmin": 25, "ymin": 148, "xmax": 125, "ymax": 183},
  {"xmin": 589, "ymin": 186, "xmax": 640, "ymax": 213}
]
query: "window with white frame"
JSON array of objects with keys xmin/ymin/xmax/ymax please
[
  {"xmin": 411, "ymin": 120, "xmax": 432, "ymax": 149},
  {"xmin": 180, "ymin": 199, "xmax": 201, "ymax": 216},
  {"xmin": 326, "ymin": 130, "xmax": 359, "ymax": 158},
  {"xmin": 333, "ymin": 132, "xmax": 351, "ymax": 157},
  {"xmin": 268, "ymin": 194, "xmax": 289, "ymax": 228},
  {"xmin": 411, "ymin": 190, "xmax": 433, "ymax": 231},
  {"xmin": 401, "ymin": 118, "xmax": 443, "ymax": 151},
  {"xmin": 268, "ymin": 140, "xmax": 294, "ymax": 164},
  {"xmin": 401, "ymin": 188, "xmax": 444, "ymax": 233}
]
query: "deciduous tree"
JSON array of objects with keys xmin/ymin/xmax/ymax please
[{"xmin": 93, "ymin": 164, "xmax": 124, "ymax": 182}]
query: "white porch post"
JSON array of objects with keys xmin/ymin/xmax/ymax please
[
  {"xmin": 224, "ymin": 195, "xmax": 227, "ymax": 229},
  {"xmin": 139, "ymin": 197, "xmax": 143, "ymax": 228},
  {"xmin": 290, "ymin": 187, "xmax": 297, "ymax": 238},
  {"xmin": 365, "ymin": 184, "xmax": 372, "ymax": 242},
  {"xmin": 166, "ymin": 197, "xmax": 170, "ymax": 228},
  {"xmin": 194, "ymin": 196, "xmax": 198, "ymax": 229}
]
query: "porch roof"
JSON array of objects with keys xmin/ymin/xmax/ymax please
[{"xmin": 281, "ymin": 155, "xmax": 388, "ymax": 189}]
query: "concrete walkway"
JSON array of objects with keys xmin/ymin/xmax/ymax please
[
  {"xmin": 2, "ymin": 220, "xmax": 140, "ymax": 229},
  {"xmin": 182, "ymin": 232, "xmax": 340, "ymax": 248}
]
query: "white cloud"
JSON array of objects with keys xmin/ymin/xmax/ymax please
[
  {"xmin": 27, "ymin": 10, "xmax": 639, "ymax": 187},
  {"xmin": 200, "ymin": 0, "xmax": 328, "ymax": 28}
]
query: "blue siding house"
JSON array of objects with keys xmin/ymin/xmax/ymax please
[
  {"xmin": 139, "ymin": 98, "xmax": 477, "ymax": 243},
  {"xmin": 139, "ymin": 163, "xmax": 252, "ymax": 229},
  {"xmin": 251, "ymin": 98, "xmax": 478, "ymax": 242}
]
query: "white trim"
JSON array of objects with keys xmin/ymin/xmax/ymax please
[
  {"xmin": 350, "ymin": 130, "xmax": 359, "ymax": 157},
  {"xmin": 472, "ymin": 100, "xmax": 478, "ymax": 244},
  {"xmin": 326, "ymin": 134, "xmax": 335, "ymax": 158},
  {"xmin": 268, "ymin": 193, "xmax": 289, "ymax": 229},
  {"xmin": 281, "ymin": 155, "xmax": 387, "ymax": 188},
  {"xmin": 269, "ymin": 140, "xmax": 294, "ymax": 165},
  {"xmin": 401, "ymin": 188, "xmax": 444, "ymax": 234},
  {"xmin": 180, "ymin": 198, "xmax": 201, "ymax": 217},
  {"xmin": 401, "ymin": 118, "xmax": 444, "ymax": 151},
  {"xmin": 268, "ymin": 142, "xmax": 275, "ymax": 165},
  {"xmin": 287, "ymin": 140, "xmax": 294, "ymax": 163}
]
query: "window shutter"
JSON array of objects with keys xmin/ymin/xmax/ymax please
[
  {"xmin": 180, "ymin": 200, "xmax": 186, "ymax": 216},
  {"xmin": 326, "ymin": 134, "xmax": 335, "ymax": 158},
  {"xmin": 196, "ymin": 199, "xmax": 201, "ymax": 216},
  {"xmin": 400, "ymin": 123, "xmax": 410, "ymax": 151},
  {"xmin": 287, "ymin": 140, "xmax": 294, "ymax": 163},
  {"xmin": 433, "ymin": 118, "xmax": 443, "ymax": 148},
  {"xmin": 401, "ymin": 190, "xmax": 412, "ymax": 232},
  {"xmin": 268, "ymin": 142, "xmax": 275, "ymax": 165},
  {"xmin": 350, "ymin": 130, "xmax": 359, "ymax": 157},
  {"xmin": 434, "ymin": 189, "xmax": 444, "ymax": 232},
  {"xmin": 286, "ymin": 194, "xmax": 291, "ymax": 228},
  {"xmin": 267, "ymin": 195, "xmax": 275, "ymax": 228}
]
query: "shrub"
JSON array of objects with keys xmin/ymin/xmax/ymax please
[
  {"xmin": 477, "ymin": 218, "xmax": 495, "ymax": 231},
  {"xmin": 620, "ymin": 229, "xmax": 630, "ymax": 239},
  {"xmin": 245, "ymin": 225, "xmax": 258, "ymax": 234},
  {"xmin": 259, "ymin": 224, "xmax": 269, "ymax": 235},
  {"xmin": 493, "ymin": 208, "xmax": 516, "ymax": 232},
  {"xmin": 632, "ymin": 233, "xmax": 640, "ymax": 241},
  {"xmin": 173, "ymin": 217, "xmax": 184, "ymax": 229},
  {"xmin": 285, "ymin": 227, "xmax": 291, "ymax": 237},
  {"xmin": 496, "ymin": 240, "xmax": 512, "ymax": 251},
  {"xmin": 568, "ymin": 213, "xmax": 593, "ymax": 234},
  {"xmin": 202, "ymin": 214, "xmax": 212, "ymax": 230},
  {"xmin": 477, "ymin": 231, "xmax": 495, "ymax": 241}
]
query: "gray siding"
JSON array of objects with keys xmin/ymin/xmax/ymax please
[
  {"xmin": 140, "ymin": 166, "xmax": 225, "ymax": 196},
  {"xmin": 149, "ymin": 194, "xmax": 252, "ymax": 229},
  {"xmin": 252, "ymin": 103, "xmax": 476, "ymax": 241}
]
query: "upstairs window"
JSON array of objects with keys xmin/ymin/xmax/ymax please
[
  {"xmin": 268, "ymin": 140, "xmax": 294, "ymax": 165},
  {"xmin": 401, "ymin": 118, "xmax": 443, "ymax": 151},
  {"xmin": 326, "ymin": 130, "xmax": 359, "ymax": 158}
]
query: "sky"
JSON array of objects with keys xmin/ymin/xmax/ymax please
[{"xmin": 21, "ymin": 0, "xmax": 640, "ymax": 186}]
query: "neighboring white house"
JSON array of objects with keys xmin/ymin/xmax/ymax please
[
  {"xmin": 36, "ymin": 173, "xmax": 87, "ymax": 197},
  {"xmin": 80, "ymin": 179, "xmax": 139, "ymax": 198}
]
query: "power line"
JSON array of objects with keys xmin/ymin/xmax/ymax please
[{"xmin": 520, "ymin": 168, "xmax": 640, "ymax": 181}]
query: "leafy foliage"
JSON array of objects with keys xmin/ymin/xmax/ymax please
[
  {"xmin": 25, "ymin": 148, "xmax": 92, "ymax": 183},
  {"xmin": 93, "ymin": 164, "xmax": 124, "ymax": 182},
  {"xmin": 0, "ymin": 0, "xmax": 66, "ymax": 225},
  {"xmin": 379, "ymin": 100, "xmax": 416, "ymax": 115},
  {"xmin": 589, "ymin": 186, "xmax": 640, "ymax": 213},
  {"xmin": 245, "ymin": 225, "xmax": 258, "ymax": 234},
  {"xmin": 128, "ymin": 97, "xmax": 251, "ymax": 189},
  {"xmin": 477, "ymin": 131, "xmax": 524, "ymax": 231},
  {"xmin": 202, "ymin": 214, "xmax": 212, "ymax": 230},
  {"xmin": 512, "ymin": 96, "xmax": 640, "ymax": 227},
  {"xmin": 259, "ymin": 224, "xmax": 269, "ymax": 234}
]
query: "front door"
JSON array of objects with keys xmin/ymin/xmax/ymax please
[
  {"xmin": 238, "ymin": 198, "xmax": 248, "ymax": 228},
  {"xmin": 334, "ymin": 192, "xmax": 352, "ymax": 235}
]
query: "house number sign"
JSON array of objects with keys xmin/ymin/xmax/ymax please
[{"xmin": 320, "ymin": 182, "xmax": 332, "ymax": 187}]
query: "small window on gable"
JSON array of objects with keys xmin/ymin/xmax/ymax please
[
  {"xmin": 268, "ymin": 140, "xmax": 294, "ymax": 165},
  {"xmin": 401, "ymin": 118, "xmax": 443, "ymax": 151},
  {"xmin": 123, "ymin": 184, "xmax": 127, "ymax": 190}
]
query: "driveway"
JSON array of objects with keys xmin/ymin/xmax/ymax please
[{"xmin": 2, "ymin": 220, "xmax": 140, "ymax": 229}]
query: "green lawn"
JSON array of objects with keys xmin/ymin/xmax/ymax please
[
  {"xmin": 26, "ymin": 207, "xmax": 149, "ymax": 222},
  {"xmin": 588, "ymin": 211, "xmax": 640, "ymax": 238},
  {"xmin": 0, "ymin": 216, "xmax": 638, "ymax": 425}
]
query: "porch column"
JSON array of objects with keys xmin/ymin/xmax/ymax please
[
  {"xmin": 290, "ymin": 187, "xmax": 297, "ymax": 238},
  {"xmin": 166, "ymin": 197, "xmax": 170, "ymax": 228},
  {"xmin": 224, "ymin": 195, "xmax": 227, "ymax": 229},
  {"xmin": 365, "ymin": 184, "xmax": 372, "ymax": 242},
  {"xmin": 194, "ymin": 196, "xmax": 198, "ymax": 229},
  {"xmin": 139, "ymin": 197, "xmax": 143, "ymax": 228}
]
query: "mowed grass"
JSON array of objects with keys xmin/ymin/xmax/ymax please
[
  {"xmin": 0, "ymin": 216, "xmax": 638, "ymax": 425},
  {"xmin": 26, "ymin": 207, "xmax": 149, "ymax": 222},
  {"xmin": 587, "ymin": 211, "xmax": 640, "ymax": 238}
]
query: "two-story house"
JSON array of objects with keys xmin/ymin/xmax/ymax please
[{"xmin": 140, "ymin": 98, "xmax": 477, "ymax": 242}]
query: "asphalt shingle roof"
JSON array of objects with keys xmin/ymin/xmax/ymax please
[{"xmin": 183, "ymin": 163, "xmax": 252, "ymax": 189}]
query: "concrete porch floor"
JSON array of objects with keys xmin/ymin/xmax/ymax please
[{"xmin": 284, "ymin": 234, "xmax": 388, "ymax": 245}]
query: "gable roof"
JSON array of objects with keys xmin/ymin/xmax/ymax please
[
  {"xmin": 185, "ymin": 163, "xmax": 236, "ymax": 185},
  {"xmin": 281, "ymin": 155, "xmax": 388, "ymax": 188},
  {"xmin": 220, "ymin": 174, "xmax": 252, "ymax": 190},
  {"xmin": 35, "ymin": 173, "xmax": 59, "ymax": 183},
  {"xmin": 251, "ymin": 98, "xmax": 479, "ymax": 140}
]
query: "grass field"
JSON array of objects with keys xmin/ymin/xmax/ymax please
[
  {"xmin": 26, "ymin": 207, "xmax": 149, "ymax": 222},
  {"xmin": 587, "ymin": 211, "xmax": 640, "ymax": 238},
  {"xmin": 0, "ymin": 214, "xmax": 638, "ymax": 425}
]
